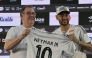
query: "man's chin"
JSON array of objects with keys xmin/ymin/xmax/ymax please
[
  {"xmin": 61, "ymin": 24, "xmax": 68, "ymax": 26},
  {"xmin": 59, "ymin": 22, "xmax": 69, "ymax": 26},
  {"xmin": 62, "ymin": 25, "xmax": 67, "ymax": 26}
]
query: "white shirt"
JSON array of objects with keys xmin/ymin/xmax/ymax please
[
  {"xmin": 53, "ymin": 24, "xmax": 90, "ymax": 44},
  {"xmin": 5, "ymin": 25, "xmax": 35, "ymax": 58},
  {"xmin": 53, "ymin": 24, "xmax": 91, "ymax": 57}
]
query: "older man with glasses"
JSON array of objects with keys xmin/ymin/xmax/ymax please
[{"xmin": 4, "ymin": 5, "xmax": 37, "ymax": 58}]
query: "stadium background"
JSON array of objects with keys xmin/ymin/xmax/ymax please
[{"xmin": 0, "ymin": 0, "xmax": 92, "ymax": 58}]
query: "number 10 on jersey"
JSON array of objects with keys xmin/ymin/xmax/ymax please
[{"xmin": 36, "ymin": 45, "xmax": 52, "ymax": 58}]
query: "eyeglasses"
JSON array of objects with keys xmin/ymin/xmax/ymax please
[{"xmin": 22, "ymin": 12, "xmax": 36, "ymax": 15}]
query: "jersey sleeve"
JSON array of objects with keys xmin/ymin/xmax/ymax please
[
  {"xmin": 5, "ymin": 27, "xmax": 17, "ymax": 40},
  {"xmin": 78, "ymin": 25, "xmax": 91, "ymax": 43}
]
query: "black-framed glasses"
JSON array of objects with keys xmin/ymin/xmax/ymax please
[{"xmin": 22, "ymin": 12, "xmax": 36, "ymax": 15}]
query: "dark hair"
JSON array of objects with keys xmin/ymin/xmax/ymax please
[
  {"xmin": 20, "ymin": 5, "xmax": 34, "ymax": 15},
  {"xmin": 20, "ymin": 5, "xmax": 34, "ymax": 24}
]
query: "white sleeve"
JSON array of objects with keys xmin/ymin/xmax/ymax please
[
  {"xmin": 5, "ymin": 27, "xmax": 17, "ymax": 40},
  {"xmin": 79, "ymin": 25, "xmax": 91, "ymax": 43}
]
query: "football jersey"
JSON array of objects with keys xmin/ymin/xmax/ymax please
[
  {"xmin": 53, "ymin": 24, "xmax": 90, "ymax": 57},
  {"xmin": 25, "ymin": 28, "xmax": 76, "ymax": 58}
]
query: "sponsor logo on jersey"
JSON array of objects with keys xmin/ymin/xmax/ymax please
[{"xmin": 69, "ymin": 29, "xmax": 74, "ymax": 34}]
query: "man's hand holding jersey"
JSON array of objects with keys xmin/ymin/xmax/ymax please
[
  {"xmin": 68, "ymin": 34, "xmax": 92, "ymax": 52},
  {"xmin": 20, "ymin": 29, "xmax": 30, "ymax": 39},
  {"xmin": 68, "ymin": 34, "xmax": 79, "ymax": 45},
  {"xmin": 4, "ymin": 28, "xmax": 30, "ymax": 51}
]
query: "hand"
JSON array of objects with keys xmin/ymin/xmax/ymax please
[
  {"xmin": 21, "ymin": 29, "xmax": 30, "ymax": 38},
  {"xmin": 68, "ymin": 34, "xmax": 79, "ymax": 44}
]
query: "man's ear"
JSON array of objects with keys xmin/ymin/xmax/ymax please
[
  {"xmin": 56, "ymin": 15, "xmax": 58, "ymax": 20},
  {"xmin": 20, "ymin": 14, "xmax": 23, "ymax": 19},
  {"xmin": 20, "ymin": 14, "xmax": 23, "ymax": 21},
  {"xmin": 69, "ymin": 15, "xmax": 71, "ymax": 21},
  {"xmin": 20, "ymin": 14, "xmax": 22, "ymax": 17}
]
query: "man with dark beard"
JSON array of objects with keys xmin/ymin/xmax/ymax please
[{"xmin": 53, "ymin": 6, "xmax": 92, "ymax": 58}]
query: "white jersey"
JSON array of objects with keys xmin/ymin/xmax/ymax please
[
  {"xmin": 25, "ymin": 29, "xmax": 76, "ymax": 58},
  {"xmin": 53, "ymin": 24, "xmax": 91, "ymax": 57}
]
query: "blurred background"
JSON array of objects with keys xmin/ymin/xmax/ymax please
[{"xmin": 0, "ymin": 0, "xmax": 92, "ymax": 58}]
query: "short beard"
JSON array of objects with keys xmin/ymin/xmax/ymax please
[
  {"xmin": 59, "ymin": 20, "xmax": 69, "ymax": 26},
  {"xmin": 60, "ymin": 22, "xmax": 68, "ymax": 26}
]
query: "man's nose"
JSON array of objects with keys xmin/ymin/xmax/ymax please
[{"xmin": 63, "ymin": 16, "xmax": 67, "ymax": 19}]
